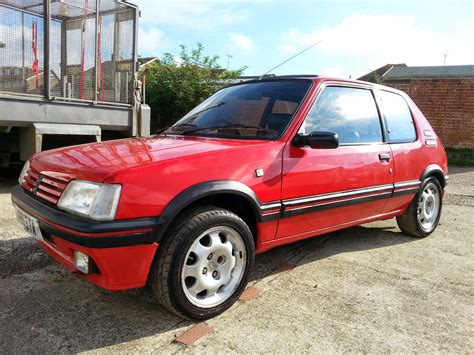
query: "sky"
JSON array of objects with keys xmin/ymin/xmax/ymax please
[
  {"xmin": 0, "ymin": 1, "xmax": 472, "ymax": 78},
  {"xmin": 134, "ymin": 0, "xmax": 474, "ymax": 78}
]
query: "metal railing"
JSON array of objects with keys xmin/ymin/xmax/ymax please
[{"xmin": 0, "ymin": 0, "xmax": 138, "ymax": 105}]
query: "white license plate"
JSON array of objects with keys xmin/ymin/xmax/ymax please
[{"xmin": 15, "ymin": 206, "xmax": 43, "ymax": 241}]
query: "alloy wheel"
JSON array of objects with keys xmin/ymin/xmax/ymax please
[{"xmin": 181, "ymin": 226, "xmax": 247, "ymax": 308}]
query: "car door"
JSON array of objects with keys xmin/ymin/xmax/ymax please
[{"xmin": 277, "ymin": 84, "xmax": 394, "ymax": 240}]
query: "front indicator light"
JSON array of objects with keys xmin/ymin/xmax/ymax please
[{"xmin": 74, "ymin": 251, "xmax": 93, "ymax": 274}]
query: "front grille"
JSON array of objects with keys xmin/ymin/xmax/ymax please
[{"xmin": 22, "ymin": 168, "xmax": 69, "ymax": 205}]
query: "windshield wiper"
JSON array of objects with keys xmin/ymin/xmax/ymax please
[
  {"xmin": 169, "ymin": 123, "xmax": 198, "ymax": 131},
  {"xmin": 178, "ymin": 123, "xmax": 277, "ymax": 135},
  {"xmin": 163, "ymin": 102, "xmax": 227, "ymax": 134},
  {"xmin": 156, "ymin": 123, "xmax": 197, "ymax": 134}
]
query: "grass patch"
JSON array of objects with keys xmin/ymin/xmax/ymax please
[{"xmin": 446, "ymin": 147, "xmax": 474, "ymax": 167}]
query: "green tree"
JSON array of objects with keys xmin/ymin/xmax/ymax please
[
  {"xmin": 365, "ymin": 72, "xmax": 384, "ymax": 84},
  {"xmin": 144, "ymin": 43, "xmax": 246, "ymax": 132}
]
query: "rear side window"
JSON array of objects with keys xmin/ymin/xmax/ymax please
[
  {"xmin": 378, "ymin": 91, "xmax": 416, "ymax": 143},
  {"xmin": 299, "ymin": 86, "xmax": 383, "ymax": 144}
]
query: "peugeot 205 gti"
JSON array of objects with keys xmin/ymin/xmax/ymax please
[{"xmin": 12, "ymin": 76, "xmax": 448, "ymax": 319}]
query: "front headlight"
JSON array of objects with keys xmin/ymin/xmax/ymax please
[
  {"xmin": 18, "ymin": 160, "xmax": 30, "ymax": 185},
  {"xmin": 58, "ymin": 180, "xmax": 121, "ymax": 221}
]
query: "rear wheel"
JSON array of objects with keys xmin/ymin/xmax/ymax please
[
  {"xmin": 396, "ymin": 177, "xmax": 443, "ymax": 238},
  {"xmin": 150, "ymin": 206, "xmax": 254, "ymax": 319}
]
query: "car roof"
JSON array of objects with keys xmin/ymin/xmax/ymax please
[{"xmin": 227, "ymin": 75, "xmax": 405, "ymax": 96}]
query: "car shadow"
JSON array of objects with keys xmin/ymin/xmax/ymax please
[
  {"xmin": 0, "ymin": 223, "xmax": 416, "ymax": 352},
  {"xmin": 250, "ymin": 224, "xmax": 415, "ymax": 282}
]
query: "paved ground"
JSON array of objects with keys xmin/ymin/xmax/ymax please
[{"xmin": 0, "ymin": 167, "xmax": 473, "ymax": 353}]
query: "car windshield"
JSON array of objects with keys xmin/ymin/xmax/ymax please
[{"xmin": 164, "ymin": 80, "xmax": 312, "ymax": 140}]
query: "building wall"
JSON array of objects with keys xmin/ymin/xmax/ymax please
[{"xmin": 385, "ymin": 78, "xmax": 474, "ymax": 149}]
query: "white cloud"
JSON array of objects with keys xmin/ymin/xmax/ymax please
[
  {"xmin": 228, "ymin": 33, "xmax": 255, "ymax": 52},
  {"xmin": 134, "ymin": 1, "xmax": 251, "ymax": 56},
  {"xmin": 134, "ymin": 0, "xmax": 249, "ymax": 31},
  {"xmin": 279, "ymin": 13, "xmax": 474, "ymax": 75},
  {"xmin": 138, "ymin": 27, "xmax": 171, "ymax": 56}
]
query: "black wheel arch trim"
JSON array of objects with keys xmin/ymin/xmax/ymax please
[
  {"xmin": 154, "ymin": 180, "xmax": 276, "ymax": 242},
  {"xmin": 420, "ymin": 164, "xmax": 447, "ymax": 187}
]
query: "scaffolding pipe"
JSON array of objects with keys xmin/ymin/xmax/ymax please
[
  {"xmin": 79, "ymin": 0, "xmax": 89, "ymax": 100},
  {"xmin": 21, "ymin": 12, "xmax": 25, "ymax": 88},
  {"xmin": 94, "ymin": 0, "xmax": 99, "ymax": 101},
  {"xmin": 43, "ymin": 0, "xmax": 51, "ymax": 99},
  {"xmin": 98, "ymin": 18, "xmax": 105, "ymax": 101},
  {"xmin": 132, "ymin": 5, "xmax": 139, "ymax": 103}
]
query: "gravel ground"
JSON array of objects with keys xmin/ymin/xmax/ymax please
[{"xmin": 0, "ymin": 167, "xmax": 473, "ymax": 353}]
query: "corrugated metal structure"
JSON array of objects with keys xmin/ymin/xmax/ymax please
[{"xmin": 0, "ymin": 0, "xmax": 150, "ymax": 166}]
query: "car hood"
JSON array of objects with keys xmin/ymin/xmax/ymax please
[{"xmin": 30, "ymin": 135, "xmax": 269, "ymax": 182}]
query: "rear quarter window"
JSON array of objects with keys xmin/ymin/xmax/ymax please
[{"xmin": 377, "ymin": 90, "xmax": 417, "ymax": 143}]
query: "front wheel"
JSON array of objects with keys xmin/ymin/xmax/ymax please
[
  {"xmin": 396, "ymin": 176, "xmax": 443, "ymax": 238},
  {"xmin": 150, "ymin": 206, "xmax": 255, "ymax": 319}
]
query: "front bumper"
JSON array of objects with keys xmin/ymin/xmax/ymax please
[{"xmin": 11, "ymin": 186, "xmax": 160, "ymax": 290}]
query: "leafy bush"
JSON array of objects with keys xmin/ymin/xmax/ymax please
[
  {"xmin": 446, "ymin": 147, "xmax": 474, "ymax": 167},
  {"xmin": 144, "ymin": 43, "xmax": 246, "ymax": 132}
]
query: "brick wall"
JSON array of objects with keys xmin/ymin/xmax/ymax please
[{"xmin": 385, "ymin": 78, "xmax": 474, "ymax": 149}]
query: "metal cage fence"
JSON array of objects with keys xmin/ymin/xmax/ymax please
[{"xmin": 0, "ymin": 0, "xmax": 137, "ymax": 104}]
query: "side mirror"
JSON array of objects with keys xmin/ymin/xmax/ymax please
[{"xmin": 293, "ymin": 131, "xmax": 339, "ymax": 149}]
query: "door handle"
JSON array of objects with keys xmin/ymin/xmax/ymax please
[{"xmin": 379, "ymin": 153, "xmax": 391, "ymax": 162}]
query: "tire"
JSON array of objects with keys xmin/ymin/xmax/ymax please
[
  {"xmin": 396, "ymin": 176, "xmax": 443, "ymax": 238},
  {"xmin": 150, "ymin": 206, "xmax": 255, "ymax": 320}
]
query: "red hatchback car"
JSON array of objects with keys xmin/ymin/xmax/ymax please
[{"xmin": 12, "ymin": 76, "xmax": 448, "ymax": 319}]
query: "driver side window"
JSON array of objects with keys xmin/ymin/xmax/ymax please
[{"xmin": 299, "ymin": 86, "xmax": 383, "ymax": 144}]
